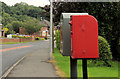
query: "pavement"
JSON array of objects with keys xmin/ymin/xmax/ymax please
[{"xmin": 4, "ymin": 40, "xmax": 58, "ymax": 77}]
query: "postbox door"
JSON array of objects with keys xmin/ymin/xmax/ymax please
[{"xmin": 71, "ymin": 15, "xmax": 99, "ymax": 59}]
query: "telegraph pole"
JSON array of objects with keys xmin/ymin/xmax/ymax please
[{"xmin": 49, "ymin": 0, "xmax": 53, "ymax": 60}]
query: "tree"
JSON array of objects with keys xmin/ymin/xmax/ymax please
[
  {"xmin": 110, "ymin": 2, "xmax": 120, "ymax": 60},
  {"xmin": 11, "ymin": 21, "xmax": 23, "ymax": 33},
  {"xmin": 1, "ymin": 1, "xmax": 10, "ymax": 13},
  {"xmin": 2, "ymin": 12, "xmax": 17, "ymax": 26},
  {"xmin": 10, "ymin": 2, "xmax": 29, "ymax": 16},
  {"xmin": 12, "ymin": 14, "xmax": 33, "ymax": 22},
  {"xmin": 27, "ymin": 6, "xmax": 46, "ymax": 19},
  {"xmin": 6, "ymin": 23, "xmax": 15, "ymax": 34},
  {"xmin": 23, "ymin": 19, "xmax": 43, "ymax": 35},
  {"xmin": 9, "ymin": 2, "xmax": 46, "ymax": 20},
  {"xmin": 41, "ymin": 5, "xmax": 50, "ymax": 21}
]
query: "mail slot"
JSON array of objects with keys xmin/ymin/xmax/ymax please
[
  {"xmin": 60, "ymin": 13, "xmax": 88, "ymax": 56},
  {"xmin": 70, "ymin": 15, "xmax": 99, "ymax": 59}
]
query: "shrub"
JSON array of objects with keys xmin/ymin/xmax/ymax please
[
  {"xmin": 35, "ymin": 37, "xmax": 40, "ymax": 40},
  {"xmin": 56, "ymin": 30, "xmax": 60, "ymax": 49},
  {"xmin": 91, "ymin": 36, "xmax": 112, "ymax": 67},
  {"xmin": 25, "ymin": 36, "xmax": 31, "ymax": 38},
  {"xmin": 12, "ymin": 35, "xmax": 18, "ymax": 38},
  {"xmin": 18, "ymin": 36, "xmax": 25, "ymax": 38},
  {"xmin": 12, "ymin": 35, "xmax": 31, "ymax": 38},
  {"xmin": 41, "ymin": 38, "xmax": 45, "ymax": 40}
]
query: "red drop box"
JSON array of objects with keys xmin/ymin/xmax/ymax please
[{"xmin": 70, "ymin": 15, "xmax": 99, "ymax": 59}]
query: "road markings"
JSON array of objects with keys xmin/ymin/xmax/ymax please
[{"xmin": 0, "ymin": 45, "xmax": 32, "ymax": 52}]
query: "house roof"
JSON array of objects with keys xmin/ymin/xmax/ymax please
[
  {"xmin": 39, "ymin": 19, "xmax": 50, "ymax": 27},
  {"xmin": 41, "ymin": 27, "xmax": 48, "ymax": 31}
]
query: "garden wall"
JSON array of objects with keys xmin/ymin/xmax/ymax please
[
  {"xmin": 19, "ymin": 38, "xmax": 32, "ymax": 42},
  {"xmin": 0, "ymin": 38, "xmax": 33, "ymax": 43}
]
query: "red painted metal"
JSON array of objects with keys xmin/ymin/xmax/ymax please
[{"xmin": 70, "ymin": 15, "xmax": 99, "ymax": 59}]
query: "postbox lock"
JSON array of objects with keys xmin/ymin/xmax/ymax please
[
  {"xmin": 83, "ymin": 50, "xmax": 86, "ymax": 54},
  {"xmin": 81, "ymin": 25, "xmax": 86, "ymax": 31}
]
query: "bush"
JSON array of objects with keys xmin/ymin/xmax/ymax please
[
  {"xmin": 18, "ymin": 36, "xmax": 25, "ymax": 38},
  {"xmin": 25, "ymin": 36, "xmax": 31, "ymax": 38},
  {"xmin": 56, "ymin": 30, "xmax": 60, "ymax": 49},
  {"xmin": 12, "ymin": 35, "xmax": 18, "ymax": 38},
  {"xmin": 41, "ymin": 38, "xmax": 45, "ymax": 40},
  {"xmin": 12, "ymin": 35, "xmax": 31, "ymax": 38},
  {"xmin": 91, "ymin": 36, "xmax": 112, "ymax": 67},
  {"xmin": 47, "ymin": 37, "xmax": 49, "ymax": 39},
  {"xmin": 35, "ymin": 37, "xmax": 40, "ymax": 40}
]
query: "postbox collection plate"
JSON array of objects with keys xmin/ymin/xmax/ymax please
[{"xmin": 71, "ymin": 15, "xmax": 99, "ymax": 59}]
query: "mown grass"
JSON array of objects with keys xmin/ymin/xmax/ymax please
[{"xmin": 53, "ymin": 48, "xmax": 119, "ymax": 78}]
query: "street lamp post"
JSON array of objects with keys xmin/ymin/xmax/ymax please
[{"xmin": 50, "ymin": 0, "xmax": 53, "ymax": 60}]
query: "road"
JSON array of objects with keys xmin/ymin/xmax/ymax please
[{"xmin": 0, "ymin": 40, "xmax": 49, "ymax": 77}]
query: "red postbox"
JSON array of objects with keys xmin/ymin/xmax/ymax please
[{"xmin": 70, "ymin": 15, "xmax": 99, "ymax": 59}]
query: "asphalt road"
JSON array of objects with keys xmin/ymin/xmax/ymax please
[{"xmin": 0, "ymin": 40, "xmax": 49, "ymax": 77}]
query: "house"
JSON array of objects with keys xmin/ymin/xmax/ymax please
[
  {"xmin": 0, "ymin": 24, "xmax": 5, "ymax": 37},
  {"xmin": 39, "ymin": 19, "xmax": 50, "ymax": 37},
  {"xmin": 40, "ymin": 26, "xmax": 49, "ymax": 37}
]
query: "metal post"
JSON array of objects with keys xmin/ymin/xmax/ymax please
[
  {"xmin": 49, "ymin": 0, "xmax": 53, "ymax": 60},
  {"xmin": 82, "ymin": 59, "xmax": 88, "ymax": 79},
  {"xmin": 70, "ymin": 57, "xmax": 77, "ymax": 79}
]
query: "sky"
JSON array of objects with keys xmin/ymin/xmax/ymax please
[{"xmin": 0, "ymin": 0, "xmax": 50, "ymax": 7}]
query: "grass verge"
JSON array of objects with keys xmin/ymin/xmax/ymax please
[{"xmin": 53, "ymin": 48, "xmax": 119, "ymax": 78}]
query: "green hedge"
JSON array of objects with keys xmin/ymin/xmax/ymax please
[
  {"xmin": 12, "ymin": 35, "xmax": 31, "ymax": 38},
  {"xmin": 91, "ymin": 36, "xmax": 112, "ymax": 67},
  {"xmin": 12, "ymin": 35, "xmax": 18, "ymax": 38},
  {"xmin": 56, "ymin": 30, "xmax": 60, "ymax": 49}
]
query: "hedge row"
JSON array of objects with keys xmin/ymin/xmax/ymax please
[{"xmin": 12, "ymin": 35, "xmax": 31, "ymax": 38}]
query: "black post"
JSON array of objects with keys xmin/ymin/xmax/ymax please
[
  {"xmin": 82, "ymin": 59, "xmax": 88, "ymax": 79},
  {"xmin": 70, "ymin": 56, "xmax": 77, "ymax": 79}
]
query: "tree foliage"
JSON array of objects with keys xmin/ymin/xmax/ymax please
[
  {"xmin": 8, "ymin": 2, "xmax": 46, "ymax": 20},
  {"xmin": 23, "ymin": 19, "xmax": 43, "ymax": 35},
  {"xmin": 2, "ymin": 12, "xmax": 17, "ymax": 26},
  {"xmin": 11, "ymin": 21, "xmax": 23, "ymax": 33}
]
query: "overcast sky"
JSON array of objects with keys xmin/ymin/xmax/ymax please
[{"xmin": 0, "ymin": 0, "xmax": 50, "ymax": 7}]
